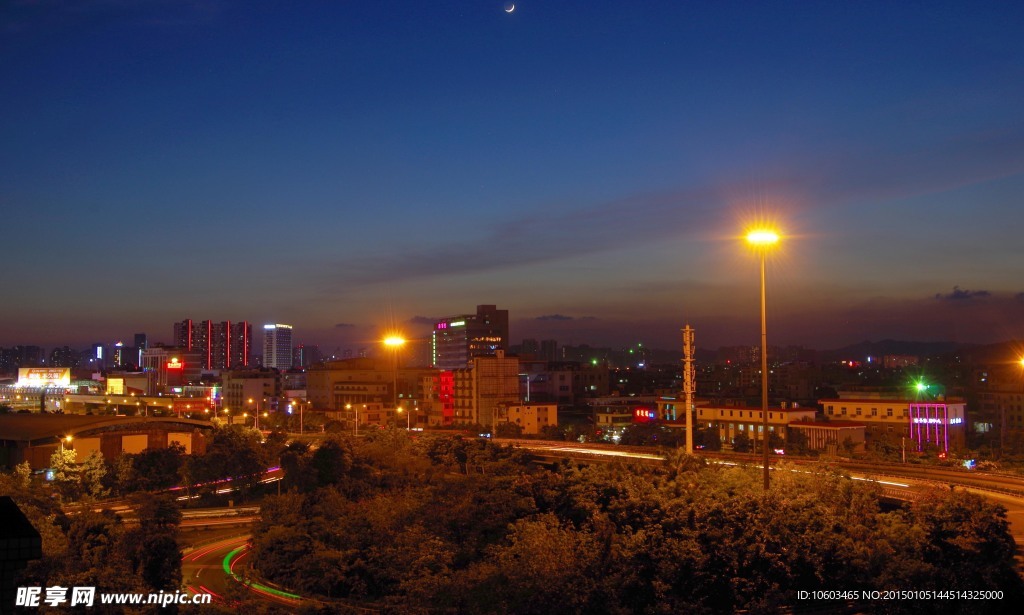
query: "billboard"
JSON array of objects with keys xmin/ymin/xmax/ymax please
[{"xmin": 17, "ymin": 368, "xmax": 71, "ymax": 387}]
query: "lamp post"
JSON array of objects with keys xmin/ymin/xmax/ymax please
[
  {"xmin": 384, "ymin": 335, "xmax": 407, "ymax": 427},
  {"xmin": 746, "ymin": 228, "xmax": 779, "ymax": 490}
]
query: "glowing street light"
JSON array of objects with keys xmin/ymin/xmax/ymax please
[
  {"xmin": 383, "ymin": 336, "xmax": 406, "ymax": 348},
  {"xmin": 383, "ymin": 335, "xmax": 407, "ymax": 427},
  {"xmin": 745, "ymin": 227, "xmax": 780, "ymax": 490}
]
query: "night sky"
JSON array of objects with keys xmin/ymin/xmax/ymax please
[{"xmin": 3, "ymin": 1, "xmax": 1023, "ymax": 353}]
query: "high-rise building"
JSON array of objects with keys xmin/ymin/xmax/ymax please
[
  {"xmin": 172, "ymin": 319, "xmax": 251, "ymax": 370},
  {"xmin": 293, "ymin": 344, "xmax": 323, "ymax": 368},
  {"xmin": 174, "ymin": 319, "xmax": 195, "ymax": 351},
  {"xmin": 433, "ymin": 304, "xmax": 509, "ymax": 370},
  {"xmin": 133, "ymin": 333, "xmax": 148, "ymax": 369},
  {"xmin": 263, "ymin": 324, "xmax": 294, "ymax": 369},
  {"xmin": 230, "ymin": 322, "xmax": 252, "ymax": 369}
]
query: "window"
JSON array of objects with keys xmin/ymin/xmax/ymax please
[
  {"xmin": 887, "ymin": 408, "xmax": 893, "ymax": 417},
  {"xmin": 855, "ymin": 408, "xmax": 862, "ymax": 416},
  {"xmin": 871, "ymin": 408, "xmax": 877, "ymax": 416}
]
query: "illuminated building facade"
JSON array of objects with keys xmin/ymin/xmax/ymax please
[
  {"xmin": 682, "ymin": 403, "xmax": 816, "ymax": 445},
  {"xmin": 433, "ymin": 304, "xmax": 509, "ymax": 370},
  {"xmin": 141, "ymin": 347, "xmax": 203, "ymax": 392},
  {"xmin": 452, "ymin": 351, "xmax": 520, "ymax": 428},
  {"xmin": 263, "ymin": 324, "xmax": 293, "ymax": 369},
  {"xmin": 819, "ymin": 393, "xmax": 966, "ymax": 452},
  {"xmin": 494, "ymin": 402, "xmax": 557, "ymax": 434},
  {"xmin": 172, "ymin": 319, "xmax": 251, "ymax": 370}
]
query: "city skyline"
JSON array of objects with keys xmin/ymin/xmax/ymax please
[{"xmin": 3, "ymin": 2, "xmax": 1024, "ymax": 350}]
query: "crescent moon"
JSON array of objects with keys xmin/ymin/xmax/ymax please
[{"xmin": 505, "ymin": 4, "xmax": 515, "ymax": 13}]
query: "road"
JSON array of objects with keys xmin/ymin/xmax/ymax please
[{"xmin": 180, "ymin": 533, "xmax": 306, "ymax": 608}]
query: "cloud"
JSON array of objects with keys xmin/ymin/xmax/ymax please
[
  {"xmin": 331, "ymin": 185, "xmax": 724, "ymax": 286},
  {"xmin": 1016, "ymin": 292, "xmax": 1024, "ymax": 301},
  {"xmin": 334, "ymin": 323, "xmax": 355, "ymax": 328},
  {"xmin": 320, "ymin": 122, "xmax": 1024, "ymax": 290},
  {"xmin": 534, "ymin": 314, "xmax": 599, "ymax": 322},
  {"xmin": 934, "ymin": 286, "xmax": 991, "ymax": 301},
  {"xmin": 407, "ymin": 316, "xmax": 438, "ymax": 325}
]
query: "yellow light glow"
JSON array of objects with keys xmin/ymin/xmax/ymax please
[
  {"xmin": 383, "ymin": 335, "xmax": 406, "ymax": 347},
  {"xmin": 745, "ymin": 229, "xmax": 780, "ymax": 246},
  {"xmin": 65, "ymin": 435, "xmax": 73, "ymax": 442}
]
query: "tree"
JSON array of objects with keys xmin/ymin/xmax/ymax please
[
  {"xmin": 310, "ymin": 438, "xmax": 352, "ymax": 487},
  {"xmin": 696, "ymin": 425, "xmax": 723, "ymax": 451},
  {"xmin": 80, "ymin": 451, "xmax": 108, "ymax": 499},
  {"xmin": 786, "ymin": 428, "xmax": 810, "ymax": 455},
  {"xmin": 13, "ymin": 461, "xmax": 32, "ymax": 488},
  {"xmin": 189, "ymin": 425, "xmax": 266, "ymax": 499},
  {"xmin": 494, "ymin": 422, "xmax": 524, "ymax": 438},
  {"xmin": 120, "ymin": 494, "xmax": 182, "ymax": 591},
  {"xmin": 49, "ymin": 447, "xmax": 80, "ymax": 501},
  {"xmin": 732, "ymin": 431, "xmax": 752, "ymax": 453}
]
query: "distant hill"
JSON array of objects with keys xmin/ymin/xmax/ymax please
[
  {"xmin": 819, "ymin": 339, "xmax": 1024, "ymax": 364},
  {"xmin": 820, "ymin": 339, "xmax": 968, "ymax": 362}
]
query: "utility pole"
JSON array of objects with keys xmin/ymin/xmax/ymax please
[{"xmin": 682, "ymin": 325, "xmax": 695, "ymax": 454}]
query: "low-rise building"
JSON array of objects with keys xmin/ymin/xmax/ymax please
[
  {"xmin": 692, "ymin": 404, "xmax": 817, "ymax": 445},
  {"xmin": 0, "ymin": 414, "xmax": 211, "ymax": 470},
  {"xmin": 495, "ymin": 402, "xmax": 557, "ymax": 435},
  {"xmin": 788, "ymin": 421, "xmax": 866, "ymax": 454},
  {"xmin": 819, "ymin": 393, "xmax": 966, "ymax": 452}
]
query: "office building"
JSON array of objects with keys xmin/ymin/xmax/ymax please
[
  {"xmin": 433, "ymin": 304, "xmax": 509, "ymax": 370},
  {"xmin": 263, "ymin": 324, "xmax": 294, "ymax": 369}
]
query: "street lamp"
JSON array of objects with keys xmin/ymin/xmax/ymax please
[
  {"xmin": 60, "ymin": 435, "xmax": 72, "ymax": 451},
  {"xmin": 384, "ymin": 335, "xmax": 407, "ymax": 426},
  {"xmin": 746, "ymin": 227, "xmax": 780, "ymax": 490}
]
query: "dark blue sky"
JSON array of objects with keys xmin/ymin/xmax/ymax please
[{"xmin": 3, "ymin": 1, "xmax": 1024, "ymax": 352}]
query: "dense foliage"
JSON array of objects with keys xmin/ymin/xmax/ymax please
[
  {"xmin": 0, "ymin": 470, "xmax": 183, "ymax": 609},
  {"xmin": 249, "ymin": 432, "xmax": 1024, "ymax": 614}
]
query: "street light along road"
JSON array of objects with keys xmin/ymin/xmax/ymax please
[
  {"xmin": 745, "ymin": 227, "xmax": 780, "ymax": 491},
  {"xmin": 383, "ymin": 335, "xmax": 407, "ymax": 428}
]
